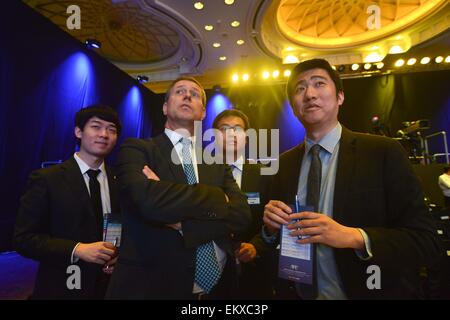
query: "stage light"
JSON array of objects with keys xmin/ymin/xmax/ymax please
[
  {"xmin": 435, "ymin": 56, "xmax": 443, "ymax": 63},
  {"xmin": 364, "ymin": 63, "xmax": 372, "ymax": 70},
  {"xmin": 420, "ymin": 57, "xmax": 430, "ymax": 64},
  {"xmin": 136, "ymin": 75, "xmax": 148, "ymax": 84},
  {"xmin": 262, "ymin": 71, "xmax": 270, "ymax": 80},
  {"xmin": 204, "ymin": 25, "xmax": 213, "ymax": 31},
  {"xmin": 232, "ymin": 74, "xmax": 239, "ymax": 82},
  {"xmin": 284, "ymin": 70, "xmax": 291, "ymax": 77},
  {"xmin": 407, "ymin": 58, "xmax": 416, "ymax": 65},
  {"xmin": 272, "ymin": 70, "xmax": 280, "ymax": 78},
  {"xmin": 351, "ymin": 64, "xmax": 359, "ymax": 71},
  {"xmin": 394, "ymin": 59, "xmax": 405, "ymax": 67},
  {"xmin": 242, "ymin": 73, "xmax": 249, "ymax": 81},
  {"xmin": 85, "ymin": 39, "xmax": 101, "ymax": 49}
]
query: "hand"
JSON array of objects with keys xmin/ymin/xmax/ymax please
[
  {"xmin": 74, "ymin": 242, "xmax": 117, "ymax": 265},
  {"xmin": 287, "ymin": 211, "xmax": 365, "ymax": 249},
  {"xmin": 166, "ymin": 222, "xmax": 182, "ymax": 231},
  {"xmin": 263, "ymin": 200, "xmax": 292, "ymax": 235},
  {"xmin": 235, "ymin": 242, "xmax": 257, "ymax": 263},
  {"xmin": 102, "ymin": 256, "xmax": 118, "ymax": 275},
  {"xmin": 142, "ymin": 165, "xmax": 160, "ymax": 181}
]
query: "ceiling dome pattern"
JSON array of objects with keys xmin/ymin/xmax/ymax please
[
  {"xmin": 24, "ymin": 0, "xmax": 180, "ymax": 63},
  {"xmin": 277, "ymin": 0, "xmax": 446, "ymax": 48}
]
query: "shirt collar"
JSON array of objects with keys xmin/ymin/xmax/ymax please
[
  {"xmin": 74, "ymin": 152, "xmax": 105, "ymax": 175},
  {"xmin": 164, "ymin": 128, "xmax": 197, "ymax": 147},
  {"xmin": 231, "ymin": 155, "xmax": 244, "ymax": 172},
  {"xmin": 305, "ymin": 122, "xmax": 342, "ymax": 155}
]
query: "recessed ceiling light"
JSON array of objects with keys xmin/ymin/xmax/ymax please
[
  {"xmin": 194, "ymin": 2, "xmax": 204, "ymax": 10},
  {"xmin": 242, "ymin": 73, "xmax": 249, "ymax": 81},
  {"xmin": 236, "ymin": 39, "xmax": 245, "ymax": 45},
  {"xmin": 394, "ymin": 59, "xmax": 405, "ymax": 67},
  {"xmin": 376, "ymin": 62, "xmax": 384, "ymax": 69},
  {"xmin": 232, "ymin": 74, "xmax": 239, "ymax": 82},
  {"xmin": 272, "ymin": 70, "xmax": 280, "ymax": 78},
  {"xmin": 351, "ymin": 64, "xmax": 359, "ymax": 71},
  {"xmin": 204, "ymin": 25, "xmax": 213, "ymax": 31},
  {"xmin": 262, "ymin": 71, "xmax": 270, "ymax": 80},
  {"xmin": 219, "ymin": 56, "xmax": 227, "ymax": 61},
  {"xmin": 389, "ymin": 45, "xmax": 404, "ymax": 54},
  {"xmin": 445, "ymin": 56, "xmax": 450, "ymax": 63},
  {"xmin": 331, "ymin": 65, "xmax": 336, "ymax": 70},
  {"xmin": 407, "ymin": 58, "xmax": 417, "ymax": 66},
  {"xmin": 224, "ymin": 0, "xmax": 235, "ymax": 4},
  {"xmin": 420, "ymin": 57, "xmax": 430, "ymax": 64},
  {"xmin": 230, "ymin": 20, "xmax": 240, "ymax": 27},
  {"xmin": 212, "ymin": 42, "xmax": 221, "ymax": 48},
  {"xmin": 364, "ymin": 63, "xmax": 372, "ymax": 70},
  {"xmin": 435, "ymin": 56, "xmax": 444, "ymax": 63}
]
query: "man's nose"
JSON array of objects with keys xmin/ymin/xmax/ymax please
[
  {"xmin": 303, "ymin": 85, "xmax": 316, "ymax": 101},
  {"xmin": 98, "ymin": 128, "xmax": 109, "ymax": 137}
]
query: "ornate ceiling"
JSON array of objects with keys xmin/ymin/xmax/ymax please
[{"xmin": 23, "ymin": 0, "xmax": 450, "ymax": 91}]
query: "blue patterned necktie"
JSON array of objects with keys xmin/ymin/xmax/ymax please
[{"xmin": 180, "ymin": 137, "xmax": 221, "ymax": 293}]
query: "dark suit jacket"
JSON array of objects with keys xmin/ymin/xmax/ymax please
[
  {"xmin": 106, "ymin": 133, "xmax": 251, "ymax": 299},
  {"xmin": 14, "ymin": 156, "xmax": 120, "ymax": 299},
  {"xmin": 269, "ymin": 127, "xmax": 441, "ymax": 299}
]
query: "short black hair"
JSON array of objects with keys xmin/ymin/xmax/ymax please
[
  {"xmin": 444, "ymin": 166, "xmax": 450, "ymax": 173},
  {"xmin": 286, "ymin": 58, "xmax": 343, "ymax": 107},
  {"xmin": 212, "ymin": 109, "xmax": 250, "ymax": 130},
  {"xmin": 164, "ymin": 76, "xmax": 206, "ymax": 108},
  {"xmin": 74, "ymin": 104, "xmax": 122, "ymax": 145}
]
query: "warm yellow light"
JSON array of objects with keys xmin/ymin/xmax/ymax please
[
  {"xmin": 435, "ymin": 56, "xmax": 444, "ymax": 63},
  {"xmin": 262, "ymin": 71, "xmax": 270, "ymax": 80},
  {"xmin": 394, "ymin": 59, "xmax": 405, "ymax": 67},
  {"xmin": 194, "ymin": 2, "xmax": 204, "ymax": 10},
  {"xmin": 212, "ymin": 42, "xmax": 221, "ymax": 48},
  {"xmin": 446, "ymin": 56, "xmax": 450, "ymax": 63},
  {"xmin": 407, "ymin": 58, "xmax": 416, "ymax": 65},
  {"xmin": 283, "ymin": 55, "xmax": 299, "ymax": 64},
  {"xmin": 420, "ymin": 57, "xmax": 430, "ymax": 64},
  {"xmin": 272, "ymin": 70, "xmax": 280, "ymax": 78},
  {"xmin": 284, "ymin": 70, "xmax": 291, "ymax": 77},
  {"xmin": 364, "ymin": 52, "xmax": 384, "ymax": 63},
  {"xmin": 231, "ymin": 21, "xmax": 240, "ymax": 27},
  {"xmin": 242, "ymin": 73, "xmax": 249, "ymax": 81},
  {"xmin": 389, "ymin": 45, "xmax": 404, "ymax": 54},
  {"xmin": 224, "ymin": 0, "xmax": 234, "ymax": 4},
  {"xmin": 364, "ymin": 63, "xmax": 372, "ymax": 70},
  {"xmin": 331, "ymin": 65, "xmax": 336, "ymax": 70},
  {"xmin": 376, "ymin": 62, "xmax": 384, "ymax": 69},
  {"xmin": 236, "ymin": 39, "xmax": 245, "ymax": 45},
  {"xmin": 219, "ymin": 56, "xmax": 227, "ymax": 61},
  {"xmin": 204, "ymin": 25, "xmax": 213, "ymax": 31},
  {"xmin": 232, "ymin": 74, "xmax": 239, "ymax": 82},
  {"xmin": 351, "ymin": 64, "xmax": 359, "ymax": 71}
]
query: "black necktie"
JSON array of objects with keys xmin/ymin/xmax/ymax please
[
  {"xmin": 87, "ymin": 169, "xmax": 103, "ymax": 238},
  {"xmin": 306, "ymin": 144, "xmax": 322, "ymax": 212},
  {"xmin": 301, "ymin": 144, "xmax": 322, "ymax": 299}
]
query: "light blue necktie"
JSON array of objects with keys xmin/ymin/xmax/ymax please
[{"xmin": 180, "ymin": 138, "xmax": 221, "ymax": 293}]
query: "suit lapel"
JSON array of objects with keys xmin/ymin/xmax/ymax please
[
  {"xmin": 106, "ymin": 166, "xmax": 120, "ymax": 215},
  {"xmin": 61, "ymin": 157, "xmax": 95, "ymax": 221},
  {"xmin": 333, "ymin": 127, "xmax": 356, "ymax": 223},
  {"xmin": 285, "ymin": 144, "xmax": 304, "ymax": 202},
  {"xmin": 154, "ymin": 133, "xmax": 188, "ymax": 183}
]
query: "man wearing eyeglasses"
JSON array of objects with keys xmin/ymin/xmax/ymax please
[
  {"xmin": 212, "ymin": 109, "xmax": 275, "ymax": 299},
  {"xmin": 106, "ymin": 77, "xmax": 251, "ymax": 299}
]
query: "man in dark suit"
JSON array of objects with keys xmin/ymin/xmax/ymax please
[
  {"xmin": 106, "ymin": 77, "xmax": 251, "ymax": 300},
  {"xmin": 262, "ymin": 59, "xmax": 441, "ymax": 299},
  {"xmin": 14, "ymin": 105, "xmax": 121, "ymax": 299},
  {"xmin": 212, "ymin": 109, "xmax": 275, "ymax": 299}
]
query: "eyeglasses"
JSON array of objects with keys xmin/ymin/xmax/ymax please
[
  {"xmin": 218, "ymin": 125, "xmax": 245, "ymax": 134},
  {"xmin": 174, "ymin": 88, "xmax": 202, "ymax": 100}
]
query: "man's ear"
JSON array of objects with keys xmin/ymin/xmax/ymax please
[
  {"xmin": 74, "ymin": 126, "xmax": 82, "ymax": 139},
  {"xmin": 337, "ymin": 90, "xmax": 345, "ymax": 107},
  {"xmin": 163, "ymin": 102, "xmax": 168, "ymax": 116}
]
